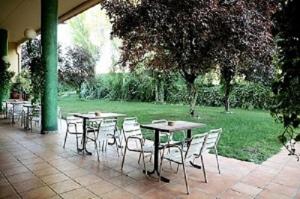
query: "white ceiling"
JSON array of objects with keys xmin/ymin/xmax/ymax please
[{"xmin": 0, "ymin": 0, "xmax": 100, "ymax": 43}]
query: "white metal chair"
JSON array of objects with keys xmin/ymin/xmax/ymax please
[
  {"xmin": 8, "ymin": 103, "xmax": 24, "ymax": 124},
  {"xmin": 152, "ymin": 119, "xmax": 173, "ymax": 145},
  {"xmin": 85, "ymin": 113, "xmax": 102, "ymax": 141},
  {"xmin": 95, "ymin": 119, "xmax": 119, "ymax": 161},
  {"xmin": 121, "ymin": 119, "xmax": 154, "ymax": 175},
  {"xmin": 159, "ymin": 133, "xmax": 208, "ymax": 194},
  {"xmin": 63, "ymin": 113, "xmax": 83, "ymax": 149},
  {"xmin": 205, "ymin": 128, "xmax": 222, "ymax": 174},
  {"xmin": 28, "ymin": 107, "xmax": 41, "ymax": 132}
]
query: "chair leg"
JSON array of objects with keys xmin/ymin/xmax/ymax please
[
  {"xmin": 115, "ymin": 139, "xmax": 120, "ymax": 157},
  {"xmin": 95, "ymin": 140, "xmax": 100, "ymax": 162},
  {"xmin": 182, "ymin": 161, "xmax": 189, "ymax": 194},
  {"xmin": 215, "ymin": 147, "xmax": 221, "ymax": 174},
  {"xmin": 121, "ymin": 141, "xmax": 128, "ymax": 171},
  {"xmin": 30, "ymin": 120, "xmax": 33, "ymax": 132},
  {"xmin": 200, "ymin": 155, "xmax": 207, "ymax": 183},
  {"xmin": 75, "ymin": 134, "xmax": 79, "ymax": 150},
  {"xmin": 176, "ymin": 164, "xmax": 180, "ymax": 174},
  {"xmin": 115, "ymin": 135, "xmax": 123, "ymax": 156},
  {"xmin": 63, "ymin": 125, "xmax": 69, "ymax": 148},
  {"xmin": 141, "ymin": 150, "xmax": 148, "ymax": 177},
  {"xmin": 138, "ymin": 153, "xmax": 141, "ymax": 164},
  {"xmin": 101, "ymin": 140, "xmax": 105, "ymax": 151},
  {"xmin": 159, "ymin": 152, "xmax": 164, "ymax": 182}
]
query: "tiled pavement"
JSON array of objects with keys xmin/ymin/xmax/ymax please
[{"xmin": 0, "ymin": 119, "xmax": 300, "ymax": 199}]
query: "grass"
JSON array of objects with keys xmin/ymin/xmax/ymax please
[{"xmin": 58, "ymin": 96, "xmax": 284, "ymax": 164}]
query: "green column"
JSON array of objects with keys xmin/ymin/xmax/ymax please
[
  {"xmin": 41, "ymin": 0, "xmax": 58, "ymax": 133},
  {"xmin": 0, "ymin": 29, "xmax": 8, "ymax": 59},
  {"xmin": 0, "ymin": 29, "xmax": 8, "ymax": 108}
]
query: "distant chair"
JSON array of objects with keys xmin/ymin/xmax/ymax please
[
  {"xmin": 28, "ymin": 107, "xmax": 41, "ymax": 132},
  {"xmin": 205, "ymin": 128, "xmax": 222, "ymax": 174},
  {"xmin": 121, "ymin": 118, "xmax": 154, "ymax": 175},
  {"xmin": 159, "ymin": 133, "xmax": 208, "ymax": 194},
  {"xmin": 63, "ymin": 114, "xmax": 83, "ymax": 149},
  {"xmin": 8, "ymin": 103, "xmax": 24, "ymax": 124}
]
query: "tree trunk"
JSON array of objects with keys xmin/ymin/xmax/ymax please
[
  {"xmin": 224, "ymin": 88, "xmax": 230, "ymax": 112},
  {"xmin": 187, "ymin": 80, "xmax": 198, "ymax": 117},
  {"xmin": 155, "ymin": 80, "xmax": 159, "ymax": 102},
  {"xmin": 155, "ymin": 75, "xmax": 165, "ymax": 103},
  {"xmin": 159, "ymin": 80, "xmax": 165, "ymax": 103}
]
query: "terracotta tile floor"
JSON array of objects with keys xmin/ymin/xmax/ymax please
[{"xmin": 0, "ymin": 119, "xmax": 300, "ymax": 199}]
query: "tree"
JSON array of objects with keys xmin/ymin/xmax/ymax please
[
  {"xmin": 103, "ymin": 0, "xmax": 276, "ymax": 116},
  {"xmin": 215, "ymin": 0, "xmax": 276, "ymax": 112},
  {"xmin": 21, "ymin": 37, "xmax": 63, "ymax": 102},
  {"xmin": 59, "ymin": 45, "xmax": 96, "ymax": 94},
  {"xmin": 0, "ymin": 58, "xmax": 14, "ymax": 111},
  {"xmin": 271, "ymin": 0, "xmax": 300, "ymax": 159},
  {"xmin": 22, "ymin": 38, "xmax": 45, "ymax": 102},
  {"xmin": 69, "ymin": 12, "xmax": 99, "ymax": 58}
]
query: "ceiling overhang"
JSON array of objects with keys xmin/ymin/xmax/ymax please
[{"xmin": 0, "ymin": 0, "xmax": 101, "ymax": 44}]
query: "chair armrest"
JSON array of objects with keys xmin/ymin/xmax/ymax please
[{"xmin": 127, "ymin": 136, "xmax": 144, "ymax": 143}]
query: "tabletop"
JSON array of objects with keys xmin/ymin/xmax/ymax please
[
  {"xmin": 74, "ymin": 112, "xmax": 126, "ymax": 120},
  {"xmin": 141, "ymin": 121, "xmax": 206, "ymax": 132},
  {"xmin": 6, "ymin": 100, "xmax": 30, "ymax": 105}
]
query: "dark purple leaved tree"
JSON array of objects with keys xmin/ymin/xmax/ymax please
[{"xmin": 103, "ymin": 0, "xmax": 276, "ymax": 116}]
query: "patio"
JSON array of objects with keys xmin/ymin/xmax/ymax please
[{"xmin": 0, "ymin": 119, "xmax": 300, "ymax": 199}]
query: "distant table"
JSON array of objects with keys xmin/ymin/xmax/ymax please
[
  {"xmin": 74, "ymin": 113, "xmax": 126, "ymax": 155},
  {"xmin": 141, "ymin": 121, "xmax": 206, "ymax": 182},
  {"xmin": 3, "ymin": 99, "xmax": 17, "ymax": 119},
  {"xmin": 5, "ymin": 100, "xmax": 30, "ymax": 124}
]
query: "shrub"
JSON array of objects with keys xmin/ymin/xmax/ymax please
[{"xmin": 78, "ymin": 72, "xmax": 272, "ymax": 110}]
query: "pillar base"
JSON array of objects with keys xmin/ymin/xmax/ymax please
[{"xmin": 41, "ymin": 130, "xmax": 58, "ymax": 134}]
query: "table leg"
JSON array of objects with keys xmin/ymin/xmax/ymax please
[
  {"xmin": 12, "ymin": 104, "xmax": 15, "ymax": 124},
  {"xmin": 78, "ymin": 118, "xmax": 92, "ymax": 155},
  {"xmin": 187, "ymin": 129, "xmax": 192, "ymax": 139},
  {"xmin": 5, "ymin": 103, "xmax": 8, "ymax": 119},
  {"xmin": 25, "ymin": 107, "xmax": 30, "ymax": 130},
  {"xmin": 144, "ymin": 129, "xmax": 170, "ymax": 183}
]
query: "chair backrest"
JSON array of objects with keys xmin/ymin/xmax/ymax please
[
  {"xmin": 14, "ymin": 104, "xmax": 24, "ymax": 114},
  {"xmin": 185, "ymin": 133, "xmax": 208, "ymax": 160},
  {"xmin": 205, "ymin": 128, "xmax": 222, "ymax": 149},
  {"xmin": 122, "ymin": 118, "xmax": 143, "ymax": 139},
  {"xmin": 98, "ymin": 119, "xmax": 117, "ymax": 140},
  {"xmin": 31, "ymin": 108, "xmax": 41, "ymax": 118},
  {"xmin": 123, "ymin": 117, "xmax": 137, "ymax": 125}
]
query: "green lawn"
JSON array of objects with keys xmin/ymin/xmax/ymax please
[{"xmin": 58, "ymin": 96, "xmax": 284, "ymax": 164}]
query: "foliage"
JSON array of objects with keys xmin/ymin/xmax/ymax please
[
  {"xmin": 0, "ymin": 59, "xmax": 14, "ymax": 111},
  {"xmin": 59, "ymin": 45, "xmax": 97, "ymax": 93},
  {"xmin": 78, "ymin": 72, "xmax": 272, "ymax": 110},
  {"xmin": 68, "ymin": 12, "xmax": 100, "ymax": 59},
  {"xmin": 12, "ymin": 69, "xmax": 32, "ymax": 94},
  {"xmin": 80, "ymin": 71, "xmax": 156, "ymax": 101},
  {"xmin": 59, "ymin": 96, "xmax": 284, "ymax": 163},
  {"xmin": 240, "ymin": 61, "xmax": 275, "ymax": 86},
  {"xmin": 215, "ymin": 0, "xmax": 276, "ymax": 112},
  {"xmin": 22, "ymin": 37, "xmax": 64, "ymax": 103},
  {"xmin": 271, "ymin": 0, "xmax": 300, "ymax": 159},
  {"xmin": 103, "ymin": 0, "xmax": 276, "ymax": 116}
]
